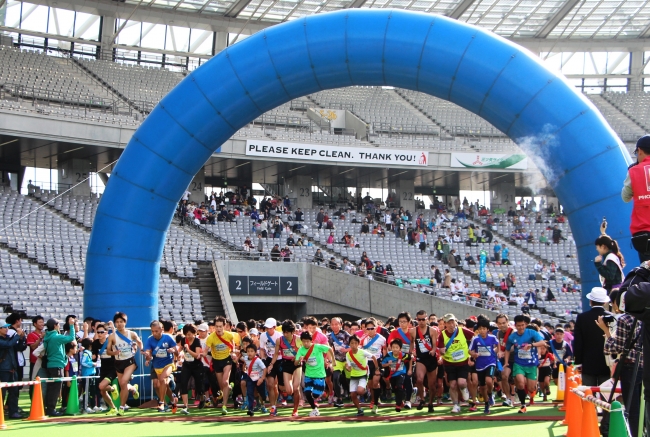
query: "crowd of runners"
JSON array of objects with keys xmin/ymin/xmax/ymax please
[{"xmin": 46, "ymin": 308, "xmax": 573, "ymax": 418}]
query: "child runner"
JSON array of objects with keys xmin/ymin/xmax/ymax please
[
  {"xmin": 468, "ymin": 318, "xmax": 499, "ymax": 414},
  {"xmin": 412, "ymin": 310, "xmax": 439, "ymax": 412},
  {"xmin": 381, "ymin": 339, "xmax": 412, "ymax": 412},
  {"xmin": 328, "ymin": 317, "xmax": 350, "ymax": 407},
  {"xmin": 550, "ymin": 328, "xmax": 573, "ymax": 387},
  {"xmin": 294, "ymin": 331, "xmax": 335, "ymax": 417},
  {"xmin": 242, "ymin": 343, "xmax": 268, "ymax": 416},
  {"xmin": 360, "ymin": 318, "xmax": 386, "ymax": 414},
  {"xmin": 259, "ymin": 318, "xmax": 282, "ymax": 416},
  {"xmin": 537, "ymin": 343, "xmax": 554, "ymax": 402},
  {"xmin": 206, "ymin": 316, "xmax": 237, "ymax": 415},
  {"xmin": 105, "ymin": 312, "xmax": 142, "ymax": 415},
  {"xmin": 144, "ymin": 320, "xmax": 178, "ymax": 413},
  {"xmin": 386, "ymin": 312, "xmax": 415, "ymax": 409},
  {"xmin": 505, "ymin": 315, "xmax": 546, "ymax": 414},
  {"xmin": 178, "ymin": 324, "xmax": 204, "ymax": 414},
  {"xmin": 270, "ymin": 320, "xmax": 303, "ymax": 417},
  {"xmin": 79, "ymin": 338, "xmax": 96, "ymax": 414},
  {"xmin": 345, "ymin": 335, "xmax": 379, "ymax": 416}
]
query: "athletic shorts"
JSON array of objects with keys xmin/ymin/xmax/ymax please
[
  {"xmin": 213, "ymin": 357, "xmax": 233, "ymax": 373},
  {"xmin": 281, "ymin": 359, "xmax": 299, "ymax": 375},
  {"xmin": 538, "ymin": 366, "xmax": 552, "ymax": 382},
  {"xmin": 325, "ymin": 367, "xmax": 333, "ymax": 378},
  {"xmin": 349, "ymin": 376, "xmax": 368, "ymax": 393},
  {"xmin": 154, "ymin": 363, "xmax": 174, "ymax": 375},
  {"xmin": 368, "ymin": 361, "xmax": 380, "ymax": 379},
  {"xmin": 444, "ymin": 364, "xmax": 469, "ymax": 382},
  {"xmin": 552, "ymin": 366, "xmax": 561, "ymax": 380},
  {"xmin": 416, "ymin": 354, "xmax": 438, "ymax": 373},
  {"xmin": 477, "ymin": 366, "xmax": 496, "ymax": 387},
  {"xmin": 263, "ymin": 357, "xmax": 282, "ymax": 379},
  {"xmin": 99, "ymin": 366, "xmax": 117, "ymax": 383},
  {"xmin": 469, "ymin": 364, "xmax": 477, "ymax": 374},
  {"xmin": 512, "ymin": 363, "xmax": 537, "ymax": 381},
  {"xmin": 304, "ymin": 377, "xmax": 326, "ymax": 397},
  {"xmin": 437, "ymin": 365, "xmax": 445, "ymax": 380},
  {"xmin": 333, "ymin": 360, "xmax": 346, "ymax": 373},
  {"xmin": 115, "ymin": 357, "xmax": 137, "ymax": 374}
]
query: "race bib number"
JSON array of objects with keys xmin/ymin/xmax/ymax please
[
  {"xmin": 517, "ymin": 349, "xmax": 532, "ymax": 360},
  {"xmin": 418, "ymin": 341, "xmax": 431, "ymax": 353},
  {"xmin": 478, "ymin": 346, "xmax": 492, "ymax": 357},
  {"xmin": 155, "ymin": 348, "xmax": 168, "ymax": 358},
  {"xmin": 401, "ymin": 344, "xmax": 410, "ymax": 354},
  {"xmin": 334, "ymin": 344, "xmax": 346, "ymax": 353},
  {"xmin": 250, "ymin": 371, "xmax": 260, "ymax": 380},
  {"xmin": 306, "ymin": 357, "xmax": 317, "ymax": 367},
  {"xmin": 72, "ymin": 362, "xmax": 78, "ymax": 372},
  {"xmin": 215, "ymin": 343, "xmax": 227, "ymax": 351},
  {"xmin": 451, "ymin": 350, "xmax": 465, "ymax": 361},
  {"xmin": 184, "ymin": 352, "xmax": 194, "ymax": 362},
  {"xmin": 283, "ymin": 349, "xmax": 295, "ymax": 358}
]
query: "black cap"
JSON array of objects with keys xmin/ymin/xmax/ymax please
[{"xmin": 636, "ymin": 135, "xmax": 650, "ymax": 153}]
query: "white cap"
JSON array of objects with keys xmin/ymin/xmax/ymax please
[
  {"xmin": 249, "ymin": 328, "xmax": 259, "ymax": 336},
  {"xmin": 197, "ymin": 323, "xmax": 209, "ymax": 331},
  {"xmin": 586, "ymin": 287, "xmax": 610, "ymax": 303},
  {"xmin": 264, "ymin": 317, "xmax": 277, "ymax": 329}
]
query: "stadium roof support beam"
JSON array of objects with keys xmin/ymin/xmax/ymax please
[
  {"xmin": 513, "ymin": 37, "xmax": 650, "ymax": 52},
  {"xmin": 534, "ymin": 0, "xmax": 581, "ymax": 38},
  {"xmin": 347, "ymin": 0, "xmax": 367, "ymax": 8},
  {"xmin": 448, "ymin": 0, "xmax": 477, "ymax": 19},
  {"xmin": 19, "ymin": 0, "xmax": 271, "ymax": 34},
  {"xmin": 224, "ymin": 0, "xmax": 254, "ymax": 17}
]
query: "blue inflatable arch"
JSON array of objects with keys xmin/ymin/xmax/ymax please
[{"xmin": 85, "ymin": 9, "xmax": 634, "ymax": 326}]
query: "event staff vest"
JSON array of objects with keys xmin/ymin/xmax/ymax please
[
  {"xmin": 441, "ymin": 329, "xmax": 469, "ymax": 363},
  {"xmin": 629, "ymin": 156, "xmax": 650, "ymax": 234}
]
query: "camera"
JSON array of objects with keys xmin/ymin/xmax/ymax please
[{"xmin": 602, "ymin": 312, "xmax": 616, "ymax": 325}]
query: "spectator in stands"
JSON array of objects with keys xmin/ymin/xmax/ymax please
[
  {"xmin": 524, "ymin": 288, "xmax": 538, "ymax": 309},
  {"xmin": 313, "ymin": 249, "xmax": 324, "ymax": 265},
  {"xmin": 328, "ymin": 257, "xmax": 338, "ymax": 270},
  {"xmin": 281, "ymin": 246, "xmax": 292, "ymax": 262},
  {"xmin": 506, "ymin": 273, "xmax": 516, "ymax": 295},
  {"xmin": 283, "ymin": 196, "xmax": 291, "ymax": 211},
  {"xmin": 326, "ymin": 218, "xmax": 335, "ymax": 230},
  {"xmin": 341, "ymin": 231, "xmax": 352, "ymax": 245},
  {"xmin": 360, "ymin": 220, "xmax": 370, "ymax": 234},
  {"xmin": 44, "ymin": 317, "xmax": 76, "ymax": 416},
  {"xmin": 257, "ymin": 234, "xmax": 265, "ymax": 259},
  {"xmin": 250, "ymin": 208, "xmax": 260, "ymax": 221},
  {"xmin": 534, "ymin": 260, "xmax": 544, "ymax": 272},
  {"xmin": 316, "ymin": 208, "xmax": 325, "ymax": 230},
  {"xmin": 0, "ymin": 320, "xmax": 26, "ymax": 419},
  {"xmin": 270, "ymin": 244, "xmax": 281, "ymax": 262},
  {"xmin": 259, "ymin": 219, "xmax": 268, "ymax": 238},
  {"xmin": 418, "ymin": 230, "xmax": 427, "ymax": 253},
  {"xmin": 286, "ymin": 234, "xmax": 296, "ymax": 247},
  {"xmin": 539, "ymin": 231, "xmax": 549, "ymax": 245},
  {"xmin": 501, "ymin": 244, "xmax": 510, "ymax": 265},
  {"xmin": 552, "ymin": 225, "xmax": 566, "ymax": 244},
  {"xmin": 341, "ymin": 258, "xmax": 355, "ymax": 274},
  {"xmin": 295, "ymin": 238, "xmax": 304, "ymax": 247},
  {"xmin": 447, "ymin": 249, "xmax": 458, "ymax": 268},
  {"xmin": 481, "ymin": 229, "xmax": 493, "ymax": 243},
  {"xmin": 465, "ymin": 253, "xmax": 476, "ymax": 265},
  {"xmin": 507, "ymin": 206, "xmax": 516, "ymax": 217},
  {"xmin": 243, "ymin": 236, "xmax": 254, "ymax": 254},
  {"xmin": 442, "ymin": 269, "xmax": 452, "ymax": 288},
  {"xmin": 493, "ymin": 241, "xmax": 501, "ymax": 262},
  {"xmin": 273, "ymin": 220, "xmax": 283, "ymax": 238},
  {"xmin": 178, "ymin": 200, "xmax": 188, "ymax": 226}
]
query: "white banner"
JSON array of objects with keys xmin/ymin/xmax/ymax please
[
  {"xmin": 450, "ymin": 153, "xmax": 528, "ymax": 170},
  {"xmin": 246, "ymin": 140, "xmax": 429, "ymax": 166}
]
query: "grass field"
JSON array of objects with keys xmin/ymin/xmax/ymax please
[{"xmin": 4, "ymin": 392, "xmax": 568, "ymax": 437}]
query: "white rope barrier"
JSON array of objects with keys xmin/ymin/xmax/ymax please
[{"xmin": 570, "ymin": 388, "xmax": 612, "ymax": 411}]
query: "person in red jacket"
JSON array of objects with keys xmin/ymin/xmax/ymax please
[{"xmin": 623, "ymin": 135, "xmax": 650, "ymax": 262}]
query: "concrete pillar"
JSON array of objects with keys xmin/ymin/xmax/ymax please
[
  {"xmin": 492, "ymin": 182, "xmax": 516, "ymax": 212},
  {"xmin": 99, "ymin": 15, "xmax": 116, "ymax": 61},
  {"xmin": 58, "ymin": 159, "xmax": 91, "ymax": 196},
  {"xmin": 187, "ymin": 168, "xmax": 206, "ymax": 204},
  {"xmin": 397, "ymin": 179, "xmax": 415, "ymax": 212},
  {"xmin": 284, "ymin": 175, "xmax": 312, "ymax": 209},
  {"xmin": 629, "ymin": 51, "xmax": 644, "ymax": 93},
  {"xmin": 214, "ymin": 32, "xmax": 228, "ymax": 55}
]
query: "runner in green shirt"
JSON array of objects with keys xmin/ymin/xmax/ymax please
[
  {"xmin": 345, "ymin": 335, "xmax": 379, "ymax": 416},
  {"xmin": 295, "ymin": 331, "xmax": 335, "ymax": 417}
]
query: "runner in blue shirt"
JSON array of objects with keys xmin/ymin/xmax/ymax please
[
  {"xmin": 468, "ymin": 318, "xmax": 499, "ymax": 414},
  {"xmin": 381, "ymin": 339, "xmax": 412, "ymax": 413},
  {"xmin": 144, "ymin": 320, "xmax": 178, "ymax": 412},
  {"xmin": 504, "ymin": 315, "xmax": 546, "ymax": 414}
]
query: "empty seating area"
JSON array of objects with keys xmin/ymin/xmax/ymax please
[
  {"xmin": 586, "ymin": 94, "xmax": 645, "ymax": 142},
  {"xmin": 79, "ymin": 58, "xmax": 184, "ymax": 106},
  {"xmin": 0, "ymin": 46, "xmax": 110, "ymax": 105}
]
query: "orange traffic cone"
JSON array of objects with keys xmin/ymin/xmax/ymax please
[
  {"xmin": 564, "ymin": 389, "xmax": 583, "ymax": 437},
  {"xmin": 562, "ymin": 378, "xmax": 577, "ymax": 423},
  {"xmin": 0, "ymin": 382, "xmax": 7, "ymax": 430},
  {"xmin": 28, "ymin": 377, "xmax": 47, "ymax": 421},
  {"xmin": 581, "ymin": 389, "xmax": 600, "ymax": 437}
]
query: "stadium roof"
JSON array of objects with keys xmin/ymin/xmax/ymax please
[{"xmin": 111, "ymin": 0, "xmax": 650, "ymax": 39}]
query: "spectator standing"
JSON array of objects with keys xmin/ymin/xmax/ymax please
[
  {"xmin": 0, "ymin": 321, "xmax": 26, "ymax": 419},
  {"xmin": 622, "ymin": 135, "xmax": 650, "ymax": 262},
  {"xmin": 493, "ymin": 241, "xmax": 501, "ymax": 262},
  {"xmin": 573, "ymin": 288, "xmax": 611, "ymax": 388},
  {"xmin": 501, "ymin": 244, "xmax": 510, "ymax": 265},
  {"xmin": 594, "ymin": 235, "xmax": 625, "ymax": 292},
  {"xmin": 43, "ymin": 318, "xmax": 76, "ymax": 416},
  {"xmin": 316, "ymin": 209, "xmax": 325, "ymax": 230},
  {"xmin": 6, "ymin": 313, "xmax": 26, "ymax": 394},
  {"xmin": 442, "ymin": 269, "xmax": 452, "ymax": 288}
]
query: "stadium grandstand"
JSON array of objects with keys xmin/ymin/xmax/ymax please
[{"xmin": 0, "ymin": 1, "xmax": 647, "ymax": 435}]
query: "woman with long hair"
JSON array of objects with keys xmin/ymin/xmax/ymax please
[{"xmin": 594, "ymin": 234, "xmax": 625, "ymax": 292}]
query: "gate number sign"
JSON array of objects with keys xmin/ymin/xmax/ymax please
[{"xmin": 229, "ymin": 275, "xmax": 298, "ymax": 296}]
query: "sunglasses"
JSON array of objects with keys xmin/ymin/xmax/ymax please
[
  {"xmin": 366, "ymin": 327, "xmax": 375, "ymax": 330},
  {"xmin": 416, "ymin": 318, "xmax": 427, "ymax": 322},
  {"xmin": 236, "ymin": 330, "xmax": 244, "ymax": 333},
  {"xmin": 97, "ymin": 331, "xmax": 106, "ymax": 334}
]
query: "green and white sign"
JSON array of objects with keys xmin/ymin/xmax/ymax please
[{"xmin": 450, "ymin": 153, "xmax": 528, "ymax": 170}]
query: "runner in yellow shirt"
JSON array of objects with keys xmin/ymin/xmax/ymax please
[{"xmin": 206, "ymin": 316, "xmax": 237, "ymax": 415}]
